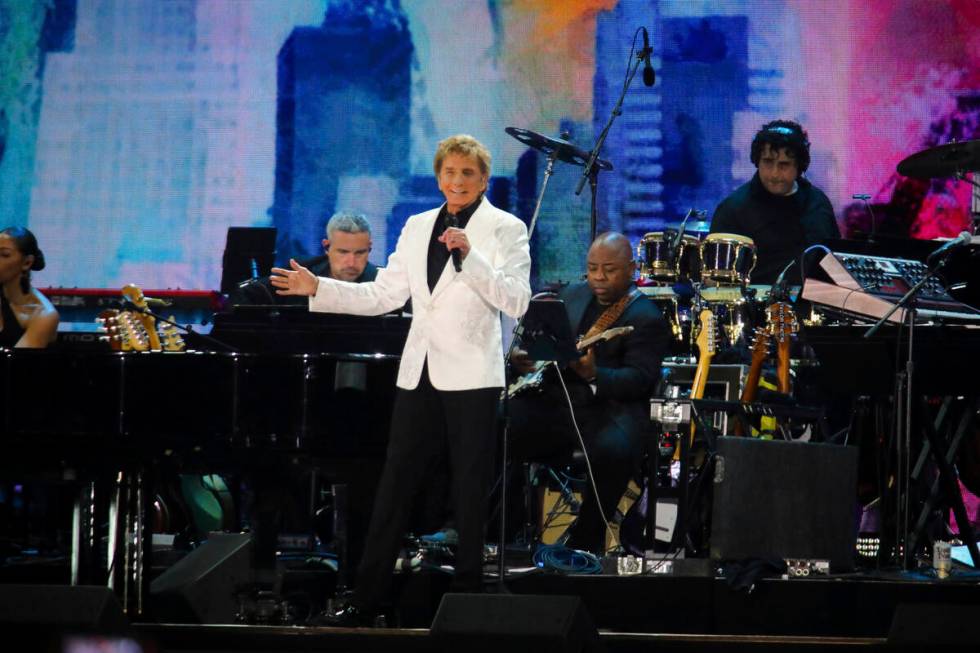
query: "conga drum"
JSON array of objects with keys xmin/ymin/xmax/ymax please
[
  {"xmin": 638, "ymin": 232, "xmax": 701, "ymax": 283},
  {"xmin": 700, "ymin": 233, "xmax": 757, "ymax": 285}
]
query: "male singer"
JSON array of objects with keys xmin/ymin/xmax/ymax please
[{"xmin": 271, "ymin": 134, "xmax": 531, "ymax": 626}]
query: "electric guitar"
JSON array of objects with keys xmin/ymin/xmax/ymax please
[
  {"xmin": 507, "ymin": 326, "xmax": 634, "ymax": 398},
  {"xmin": 734, "ymin": 301, "xmax": 798, "ymax": 436},
  {"xmin": 674, "ymin": 308, "xmax": 716, "ymax": 460}
]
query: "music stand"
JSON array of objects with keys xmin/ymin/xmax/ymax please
[
  {"xmin": 220, "ymin": 227, "xmax": 277, "ymax": 294},
  {"xmin": 515, "ymin": 299, "xmax": 578, "ymax": 363}
]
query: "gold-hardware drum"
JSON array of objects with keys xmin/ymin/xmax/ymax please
[
  {"xmin": 638, "ymin": 232, "xmax": 701, "ymax": 283},
  {"xmin": 700, "ymin": 233, "xmax": 757, "ymax": 285}
]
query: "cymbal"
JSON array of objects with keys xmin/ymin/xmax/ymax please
[
  {"xmin": 505, "ymin": 127, "xmax": 613, "ymax": 171},
  {"xmin": 897, "ymin": 139, "xmax": 980, "ymax": 179},
  {"xmin": 663, "ymin": 220, "xmax": 711, "ymax": 234}
]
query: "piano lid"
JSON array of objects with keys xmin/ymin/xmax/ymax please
[{"xmin": 211, "ymin": 305, "xmax": 410, "ymax": 356}]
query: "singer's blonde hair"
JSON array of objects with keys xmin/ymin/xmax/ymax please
[{"xmin": 433, "ymin": 134, "xmax": 492, "ymax": 178}]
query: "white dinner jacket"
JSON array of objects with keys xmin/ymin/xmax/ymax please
[{"xmin": 308, "ymin": 199, "xmax": 531, "ymax": 390}]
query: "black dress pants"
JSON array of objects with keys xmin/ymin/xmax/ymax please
[
  {"xmin": 352, "ymin": 365, "xmax": 500, "ymax": 610},
  {"xmin": 508, "ymin": 383, "xmax": 641, "ymax": 553}
]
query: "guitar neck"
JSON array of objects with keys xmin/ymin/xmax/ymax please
[
  {"xmin": 776, "ymin": 339, "xmax": 791, "ymax": 394},
  {"xmin": 741, "ymin": 332, "xmax": 769, "ymax": 403},
  {"xmin": 138, "ymin": 313, "xmax": 162, "ymax": 351},
  {"xmin": 576, "ymin": 326, "xmax": 632, "ymax": 351},
  {"xmin": 689, "ymin": 354, "xmax": 713, "ymax": 402},
  {"xmin": 740, "ymin": 358, "xmax": 764, "ymax": 403}
]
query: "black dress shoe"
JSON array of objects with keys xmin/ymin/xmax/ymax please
[{"xmin": 307, "ymin": 604, "xmax": 377, "ymax": 628}]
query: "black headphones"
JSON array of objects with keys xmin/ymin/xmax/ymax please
[{"xmin": 750, "ymin": 121, "xmax": 810, "ymax": 174}]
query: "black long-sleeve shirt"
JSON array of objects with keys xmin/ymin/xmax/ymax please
[{"xmin": 710, "ymin": 173, "xmax": 840, "ymax": 284}]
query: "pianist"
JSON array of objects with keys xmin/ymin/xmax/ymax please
[
  {"xmin": 0, "ymin": 226, "xmax": 59, "ymax": 348},
  {"xmin": 231, "ymin": 211, "xmax": 378, "ymax": 305},
  {"xmin": 271, "ymin": 133, "xmax": 531, "ymax": 627}
]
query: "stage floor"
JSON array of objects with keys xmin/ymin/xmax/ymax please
[{"xmin": 129, "ymin": 562, "xmax": 980, "ymax": 652}]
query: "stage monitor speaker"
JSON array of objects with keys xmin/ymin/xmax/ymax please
[
  {"xmin": 710, "ymin": 436, "xmax": 858, "ymax": 571},
  {"xmin": 888, "ymin": 602, "xmax": 980, "ymax": 645},
  {"xmin": 0, "ymin": 584, "xmax": 128, "ymax": 634},
  {"xmin": 150, "ymin": 532, "xmax": 252, "ymax": 624},
  {"xmin": 430, "ymin": 593, "xmax": 604, "ymax": 653}
]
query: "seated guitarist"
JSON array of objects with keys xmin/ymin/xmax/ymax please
[{"xmin": 509, "ymin": 232, "xmax": 671, "ymax": 555}]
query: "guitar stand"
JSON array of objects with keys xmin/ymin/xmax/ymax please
[
  {"xmin": 644, "ymin": 400, "xmax": 719, "ymax": 560},
  {"xmin": 698, "ymin": 398, "xmax": 829, "ymax": 443}
]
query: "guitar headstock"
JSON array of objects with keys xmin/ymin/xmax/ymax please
[
  {"xmin": 96, "ymin": 310, "xmax": 123, "ymax": 351},
  {"xmin": 121, "ymin": 284, "xmax": 162, "ymax": 351},
  {"xmin": 121, "ymin": 283, "xmax": 148, "ymax": 311},
  {"xmin": 748, "ymin": 326, "xmax": 770, "ymax": 357},
  {"xmin": 159, "ymin": 317, "xmax": 186, "ymax": 352},
  {"xmin": 695, "ymin": 308, "xmax": 716, "ymax": 356},
  {"xmin": 765, "ymin": 301, "xmax": 799, "ymax": 343},
  {"xmin": 96, "ymin": 308, "xmax": 151, "ymax": 351}
]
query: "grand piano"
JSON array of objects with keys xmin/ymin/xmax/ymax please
[{"xmin": 1, "ymin": 295, "xmax": 411, "ymax": 616}]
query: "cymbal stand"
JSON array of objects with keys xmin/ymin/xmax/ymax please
[{"xmin": 527, "ymin": 146, "xmax": 562, "ymax": 240}]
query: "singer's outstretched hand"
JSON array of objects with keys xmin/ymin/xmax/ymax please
[
  {"xmin": 270, "ymin": 259, "xmax": 318, "ymax": 296},
  {"xmin": 438, "ymin": 227, "xmax": 470, "ymax": 261}
]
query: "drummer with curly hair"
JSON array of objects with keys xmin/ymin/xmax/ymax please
[{"xmin": 710, "ymin": 119, "xmax": 840, "ymax": 284}]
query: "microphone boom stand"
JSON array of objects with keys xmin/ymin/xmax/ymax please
[
  {"xmin": 575, "ymin": 48, "xmax": 646, "ymax": 240},
  {"xmin": 124, "ymin": 301, "xmax": 238, "ymax": 352},
  {"xmin": 496, "ymin": 311, "xmax": 533, "ymax": 590}
]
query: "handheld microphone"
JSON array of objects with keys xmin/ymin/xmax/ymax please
[
  {"xmin": 444, "ymin": 213, "xmax": 462, "ymax": 272},
  {"xmin": 851, "ymin": 194, "xmax": 871, "ymax": 200},
  {"xmin": 641, "ymin": 27, "xmax": 655, "ymax": 87},
  {"xmin": 926, "ymin": 230, "xmax": 973, "ymax": 263}
]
